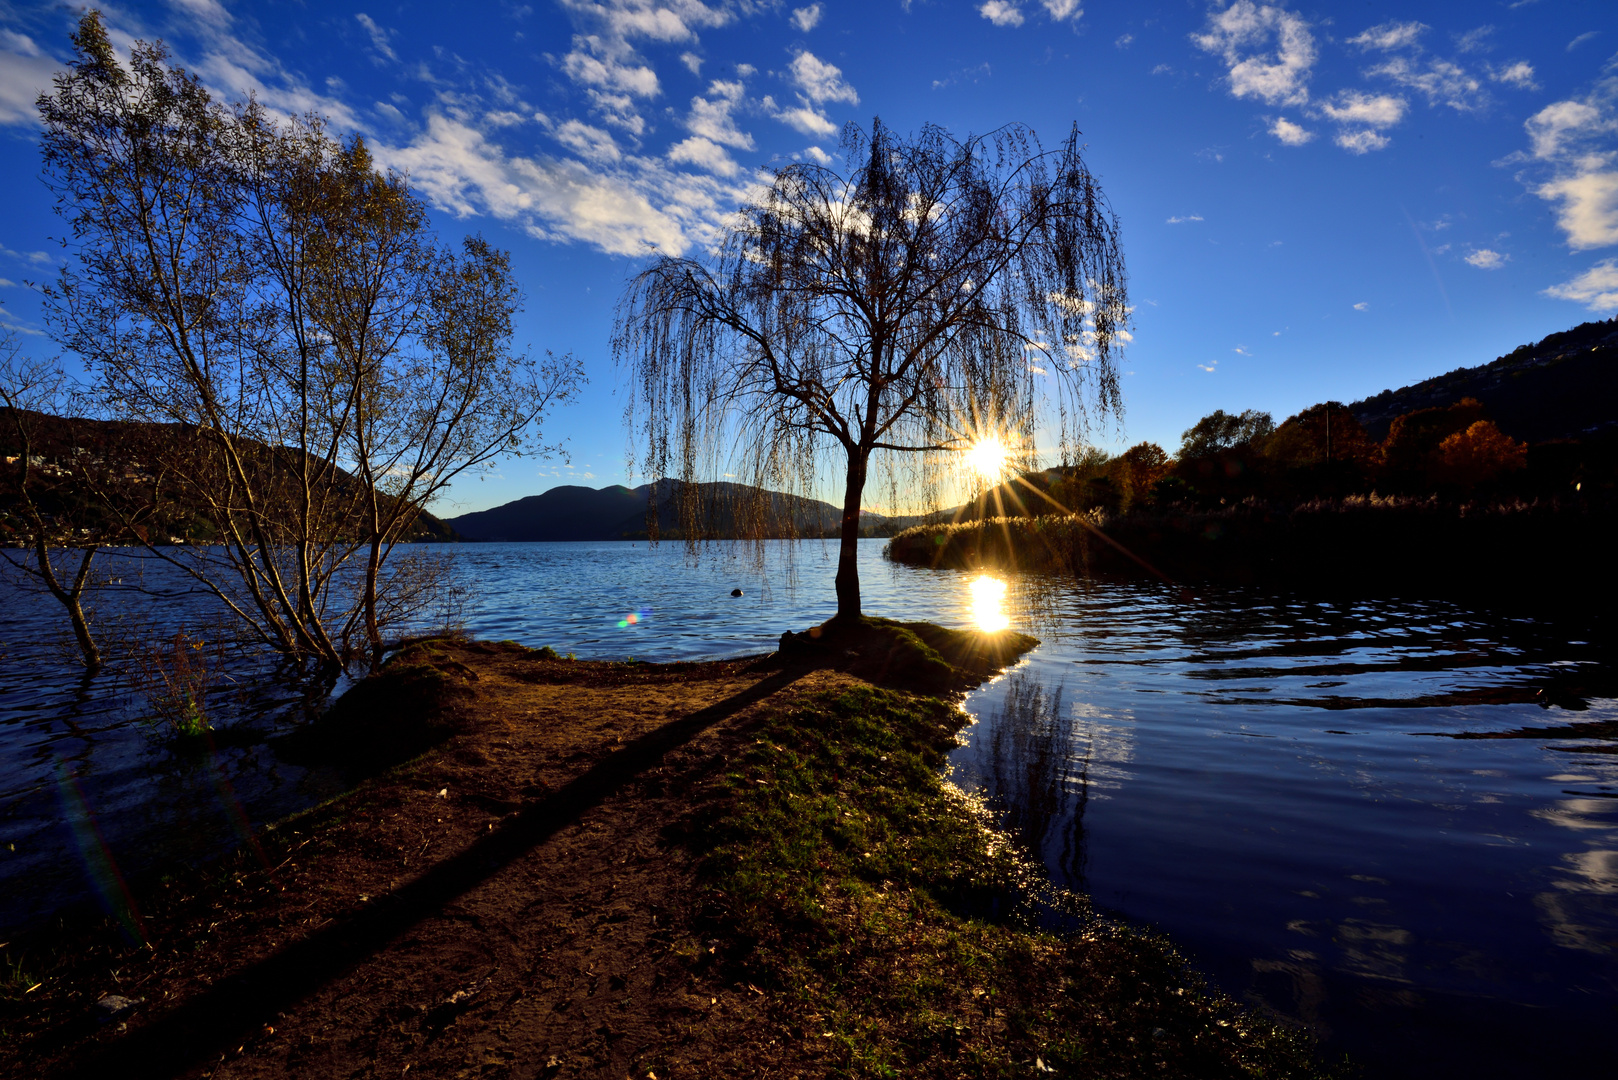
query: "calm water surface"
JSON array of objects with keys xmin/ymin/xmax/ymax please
[{"xmin": 1, "ymin": 539, "xmax": 1614, "ymax": 1078}]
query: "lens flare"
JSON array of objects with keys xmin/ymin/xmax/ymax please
[
  {"xmin": 968, "ymin": 574, "xmax": 1010, "ymax": 633},
  {"xmin": 56, "ymin": 762, "xmax": 146, "ymax": 947},
  {"xmin": 966, "ymin": 436, "xmax": 1010, "ymax": 482},
  {"xmin": 616, "ymin": 609, "xmax": 650, "ymax": 630}
]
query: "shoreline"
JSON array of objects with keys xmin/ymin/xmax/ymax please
[{"xmin": 3, "ymin": 630, "xmax": 1337, "ymax": 1079}]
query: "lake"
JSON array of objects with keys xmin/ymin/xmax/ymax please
[{"xmin": 1, "ymin": 539, "xmax": 1614, "ymax": 1077}]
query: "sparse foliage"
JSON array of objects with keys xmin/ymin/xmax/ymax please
[
  {"xmin": 36, "ymin": 13, "xmax": 580, "ymax": 672},
  {"xmin": 615, "ymin": 118, "xmax": 1128, "ymax": 618},
  {"xmin": 0, "ymin": 331, "xmax": 104, "ymax": 672}
]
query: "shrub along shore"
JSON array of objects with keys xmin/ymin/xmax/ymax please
[
  {"xmin": 1, "ymin": 625, "xmax": 1338, "ymax": 1079},
  {"xmin": 886, "ymin": 497, "xmax": 1617, "ymax": 604}
]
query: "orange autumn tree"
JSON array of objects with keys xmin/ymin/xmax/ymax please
[{"xmin": 1434, "ymin": 421, "xmax": 1527, "ymax": 488}]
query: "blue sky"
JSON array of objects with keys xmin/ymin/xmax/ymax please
[{"xmin": 1, "ymin": 1, "xmax": 1615, "ymax": 514}]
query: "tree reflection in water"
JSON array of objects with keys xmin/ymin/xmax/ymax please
[{"xmin": 979, "ymin": 672, "xmax": 1091, "ymax": 894}]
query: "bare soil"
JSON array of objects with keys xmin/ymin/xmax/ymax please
[{"xmin": 10, "ymin": 640, "xmax": 850, "ymax": 1080}]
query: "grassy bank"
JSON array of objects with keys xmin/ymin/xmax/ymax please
[
  {"xmin": 3, "ymin": 629, "xmax": 1338, "ymax": 1079},
  {"xmin": 885, "ymin": 498, "xmax": 1618, "ymax": 601},
  {"xmin": 682, "ymin": 681, "xmax": 1333, "ymax": 1079}
]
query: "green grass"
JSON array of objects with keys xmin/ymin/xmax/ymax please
[{"xmin": 690, "ymin": 685, "xmax": 1341, "ymax": 1079}]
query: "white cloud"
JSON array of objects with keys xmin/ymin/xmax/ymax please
[
  {"xmin": 1268, "ymin": 115, "xmax": 1314, "ymax": 145},
  {"xmin": 1536, "ymin": 170, "xmax": 1618, "ymax": 251},
  {"xmin": 0, "ymin": 29, "xmax": 41, "ymax": 56},
  {"xmin": 680, "ymin": 51, "xmax": 703, "ymax": 74},
  {"xmin": 979, "ymin": 2, "xmax": 1025, "ymax": 28},
  {"xmin": 790, "ymin": 4, "xmax": 822, "ymax": 33},
  {"xmin": 355, "ymin": 14, "xmax": 398, "ymax": 63},
  {"xmin": 803, "ymin": 145, "xmax": 833, "ymax": 165},
  {"xmin": 0, "ymin": 245, "xmax": 54, "ymax": 266},
  {"xmin": 1544, "ymin": 259, "xmax": 1618, "ymax": 311},
  {"xmin": 1454, "ymin": 26, "xmax": 1494, "ymax": 55},
  {"xmin": 668, "ymin": 135, "xmax": 739, "ymax": 175},
  {"xmin": 1367, "ymin": 55, "xmax": 1486, "ymax": 112},
  {"xmin": 0, "ymin": 39, "xmax": 59, "ymax": 127},
  {"xmin": 1353, "ymin": 301, "xmax": 1369, "ymax": 311},
  {"xmin": 374, "ymin": 111, "xmax": 758, "ymax": 257},
  {"xmin": 1320, "ymin": 90, "xmax": 1406, "ymax": 129},
  {"xmin": 553, "ymin": 119, "xmax": 622, "ymax": 162},
  {"xmin": 686, "ymin": 79, "xmax": 754, "ymax": 149},
  {"xmin": 1568, "ymin": 31, "xmax": 1601, "ymax": 53},
  {"xmin": 1465, "ymin": 248, "xmax": 1508, "ymax": 269},
  {"xmin": 789, "ymin": 51, "xmax": 858, "ymax": 105},
  {"xmin": 1335, "ymin": 129, "xmax": 1391, "ymax": 154},
  {"xmin": 771, "ymin": 50, "xmax": 856, "ymax": 137},
  {"xmin": 1348, "ymin": 20, "xmax": 1426, "ymax": 53},
  {"xmin": 1319, "ymin": 90, "xmax": 1405, "ymax": 153},
  {"xmin": 1165, "ymin": 214, "xmax": 1204, "ymax": 224},
  {"xmin": 1491, "ymin": 61, "xmax": 1538, "ymax": 91},
  {"xmin": 1521, "ymin": 81, "xmax": 1618, "ymax": 251},
  {"xmin": 1197, "ymin": 360, "xmax": 1218, "ymax": 372},
  {"xmin": 1115, "ymin": 33, "xmax": 1133, "ymax": 50},
  {"xmin": 555, "ymin": 0, "xmax": 735, "ymax": 134},
  {"xmin": 1192, "ymin": 1, "xmax": 1317, "ymax": 107},
  {"xmin": 774, "ymin": 102, "xmax": 838, "ymax": 137},
  {"xmin": 1232, "ymin": 345, "xmax": 1251, "ymax": 355},
  {"xmin": 1039, "ymin": 0, "xmax": 1083, "ymax": 22},
  {"xmin": 172, "ymin": 0, "xmax": 233, "ymax": 28}
]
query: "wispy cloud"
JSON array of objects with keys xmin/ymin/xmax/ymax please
[
  {"xmin": 1353, "ymin": 301, "xmax": 1369, "ymax": 310},
  {"xmin": 1568, "ymin": 31, "xmax": 1601, "ymax": 53},
  {"xmin": 1268, "ymin": 115, "xmax": 1314, "ymax": 145},
  {"xmin": 769, "ymin": 50, "xmax": 858, "ymax": 137},
  {"xmin": 1465, "ymin": 248, "xmax": 1508, "ymax": 269},
  {"xmin": 1544, "ymin": 258, "xmax": 1618, "ymax": 311},
  {"xmin": 1192, "ymin": 1, "xmax": 1316, "ymax": 107},
  {"xmin": 979, "ymin": 0, "xmax": 1083, "ymax": 29},
  {"xmin": 1320, "ymin": 90, "xmax": 1406, "ymax": 153},
  {"xmin": 1348, "ymin": 20, "xmax": 1426, "ymax": 53},
  {"xmin": 1165, "ymin": 214, "xmax": 1204, "ymax": 224},
  {"xmin": 978, "ymin": 1, "xmax": 1024, "ymax": 29},
  {"xmin": 1490, "ymin": 61, "xmax": 1538, "ymax": 91},
  {"xmin": 790, "ymin": 4, "xmax": 822, "ymax": 33},
  {"xmin": 355, "ymin": 13, "xmax": 398, "ymax": 63}
]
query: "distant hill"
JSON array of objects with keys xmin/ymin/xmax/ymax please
[
  {"xmin": 445, "ymin": 479, "xmax": 928, "ymax": 541},
  {"xmin": 1, "ymin": 409, "xmax": 458, "ymax": 543},
  {"xmin": 1349, "ymin": 317, "xmax": 1618, "ymax": 442}
]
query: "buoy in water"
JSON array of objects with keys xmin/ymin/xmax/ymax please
[{"xmin": 731, "ymin": 588, "xmax": 743, "ymax": 597}]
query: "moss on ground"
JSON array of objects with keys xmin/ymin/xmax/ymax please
[{"xmin": 691, "ymin": 684, "xmax": 1341, "ymax": 1079}]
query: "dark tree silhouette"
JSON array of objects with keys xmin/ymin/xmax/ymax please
[{"xmin": 615, "ymin": 119, "xmax": 1129, "ymax": 619}]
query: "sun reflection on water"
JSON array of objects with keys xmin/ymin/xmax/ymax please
[{"xmin": 968, "ymin": 574, "xmax": 1010, "ymax": 632}]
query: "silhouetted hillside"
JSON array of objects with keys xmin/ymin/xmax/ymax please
[
  {"xmin": 0, "ymin": 409, "xmax": 458, "ymax": 544},
  {"xmin": 1350, "ymin": 317, "xmax": 1618, "ymax": 442},
  {"xmin": 446, "ymin": 480, "xmax": 925, "ymax": 541},
  {"xmin": 445, "ymin": 484, "xmax": 648, "ymax": 541}
]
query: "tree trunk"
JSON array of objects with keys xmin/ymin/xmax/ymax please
[
  {"xmin": 834, "ymin": 449, "xmax": 868, "ymax": 621},
  {"xmin": 32, "ymin": 538, "xmax": 102, "ymax": 674}
]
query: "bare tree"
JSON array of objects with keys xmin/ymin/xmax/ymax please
[
  {"xmin": 36, "ymin": 13, "xmax": 580, "ymax": 673},
  {"xmin": 0, "ymin": 332, "xmax": 103, "ymax": 671},
  {"xmin": 615, "ymin": 119, "xmax": 1128, "ymax": 620}
]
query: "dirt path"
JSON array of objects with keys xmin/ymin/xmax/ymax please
[{"xmin": 28, "ymin": 641, "xmax": 849, "ymax": 1080}]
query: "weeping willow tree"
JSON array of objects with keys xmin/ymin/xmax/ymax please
[{"xmin": 615, "ymin": 119, "xmax": 1128, "ymax": 620}]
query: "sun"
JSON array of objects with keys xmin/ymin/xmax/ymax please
[
  {"xmin": 966, "ymin": 436, "xmax": 1009, "ymax": 482},
  {"xmin": 968, "ymin": 574, "xmax": 1010, "ymax": 633}
]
